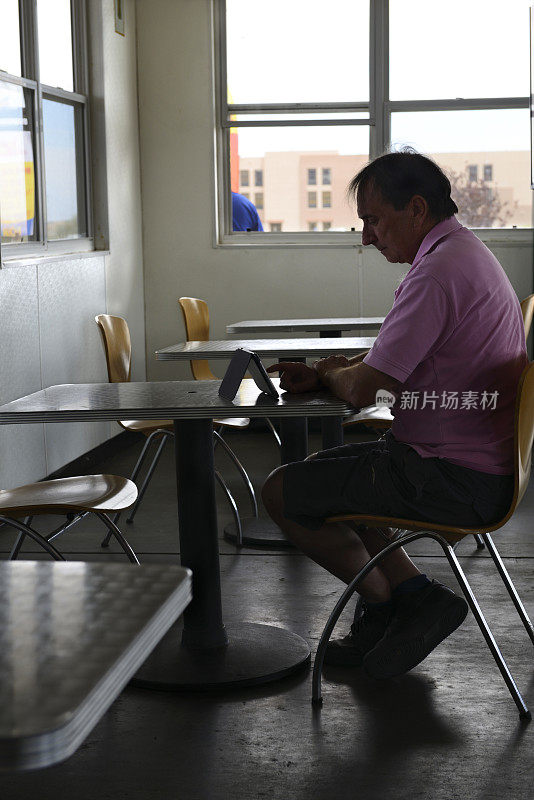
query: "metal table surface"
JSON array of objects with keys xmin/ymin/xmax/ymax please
[
  {"xmin": 0, "ymin": 561, "xmax": 191, "ymax": 771},
  {"xmin": 156, "ymin": 336, "xmax": 375, "ymax": 360},
  {"xmin": 0, "ymin": 380, "xmax": 351, "ymax": 690},
  {"xmin": 226, "ymin": 317, "xmax": 385, "ymax": 338}
]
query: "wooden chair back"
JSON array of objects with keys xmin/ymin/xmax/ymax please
[
  {"xmin": 178, "ymin": 297, "xmax": 217, "ymax": 380},
  {"xmin": 521, "ymin": 294, "xmax": 534, "ymax": 341},
  {"xmin": 95, "ymin": 314, "xmax": 132, "ymax": 383}
]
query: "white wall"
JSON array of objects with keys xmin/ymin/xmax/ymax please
[{"xmin": 136, "ymin": 0, "xmax": 533, "ymax": 383}]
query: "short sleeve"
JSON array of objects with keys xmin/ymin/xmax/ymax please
[{"xmin": 364, "ymin": 274, "xmax": 454, "ymax": 382}]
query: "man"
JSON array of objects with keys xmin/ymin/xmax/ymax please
[
  {"xmin": 232, "ymin": 191, "xmax": 263, "ymax": 231},
  {"xmin": 262, "ymin": 150, "xmax": 527, "ymax": 679}
]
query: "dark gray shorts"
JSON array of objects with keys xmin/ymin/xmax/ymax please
[{"xmin": 282, "ymin": 432, "xmax": 513, "ymax": 531}]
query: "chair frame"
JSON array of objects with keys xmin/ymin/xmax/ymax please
[{"xmin": 313, "ymin": 361, "xmax": 534, "ymax": 721}]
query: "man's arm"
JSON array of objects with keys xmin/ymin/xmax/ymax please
[{"xmin": 314, "ymin": 356, "xmax": 400, "ymax": 408}]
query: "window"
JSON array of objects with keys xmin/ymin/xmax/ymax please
[
  {"xmin": 307, "ymin": 192, "xmax": 317, "ymax": 208},
  {"xmin": 254, "ymin": 169, "xmax": 263, "ymax": 187},
  {"xmin": 484, "ymin": 164, "xmax": 493, "ymax": 182},
  {"xmin": 468, "ymin": 165, "xmax": 478, "ymax": 183},
  {"xmin": 322, "ymin": 191, "xmax": 332, "ymax": 208},
  {"xmin": 254, "ymin": 191, "xmax": 263, "ymax": 209},
  {"xmin": 242, "ymin": 192, "xmax": 249, "ymax": 200},
  {"xmin": 323, "ymin": 221, "xmax": 332, "ymax": 230},
  {"xmin": 270, "ymin": 222, "xmax": 282, "ymax": 231},
  {"xmin": 240, "ymin": 169, "xmax": 249, "ymax": 186},
  {"xmin": 218, "ymin": 0, "xmax": 531, "ymax": 239},
  {"xmin": 308, "ymin": 222, "xmax": 318, "ymax": 231},
  {"xmin": 0, "ymin": 0, "xmax": 91, "ymax": 253}
]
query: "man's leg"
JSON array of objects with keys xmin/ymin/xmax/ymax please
[{"xmin": 262, "ymin": 466, "xmax": 422, "ymax": 595}]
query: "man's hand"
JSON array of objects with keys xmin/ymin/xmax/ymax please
[
  {"xmin": 267, "ymin": 361, "xmax": 321, "ymax": 393},
  {"xmin": 313, "ymin": 354, "xmax": 350, "ymax": 382}
]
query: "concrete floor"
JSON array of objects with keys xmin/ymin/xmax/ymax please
[{"xmin": 0, "ymin": 425, "xmax": 534, "ymax": 799}]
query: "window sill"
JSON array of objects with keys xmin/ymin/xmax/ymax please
[{"xmin": 217, "ymin": 228, "xmax": 533, "ymax": 249}]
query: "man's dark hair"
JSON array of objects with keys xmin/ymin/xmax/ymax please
[{"xmin": 348, "ymin": 148, "xmax": 458, "ymax": 221}]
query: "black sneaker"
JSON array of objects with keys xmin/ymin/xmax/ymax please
[
  {"xmin": 363, "ymin": 580, "xmax": 468, "ymax": 679},
  {"xmin": 323, "ymin": 599, "xmax": 392, "ymax": 667}
]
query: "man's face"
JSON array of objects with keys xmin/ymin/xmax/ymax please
[{"xmin": 357, "ymin": 184, "xmax": 423, "ymax": 265}]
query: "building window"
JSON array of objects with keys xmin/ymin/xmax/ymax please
[
  {"xmin": 468, "ymin": 165, "xmax": 478, "ymax": 183},
  {"xmin": 483, "ymin": 164, "xmax": 493, "ymax": 182},
  {"xmin": 0, "ymin": 0, "xmax": 91, "ymax": 252},
  {"xmin": 254, "ymin": 170, "xmax": 263, "ymax": 187},
  {"xmin": 254, "ymin": 192, "xmax": 263, "ymax": 209},
  {"xmin": 240, "ymin": 170, "xmax": 249, "ymax": 187},
  {"xmin": 219, "ymin": 0, "xmax": 531, "ymax": 236},
  {"xmin": 242, "ymin": 192, "xmax": 249, "ymax": 200},
  {"xmin": 322, "ymin": 191, "xmax": 332, "ymax": 208},
  {"xmin": 323, "ymin": 221, "xmax": 332, "ymax": 230},
  {"xmin": 308, "ymin": 222, "xmax": 318, "ymax": 231},
  {"xmin": 308, "ymin": 192, "xmax": 317, "ymax": 208},
  {"xmin": 270, "ymin": 222, "xmax": 282, "ymax": 232}
]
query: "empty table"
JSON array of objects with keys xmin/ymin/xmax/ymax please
[
  {"xmin": 0, "ymin": 561, "xmax": 191, "ymax": 771},
  {"xmin": 0, "ymin": 380, "xmax": 351, "ymax": 690},
  {"xmin": 226, "ymin": 317, "xmax": 385, "ymax": 338},
  {"xmin": 156, "ymin": 336, "xmax": 375, "ymax": 362}
]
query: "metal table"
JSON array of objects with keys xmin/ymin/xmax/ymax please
[
  {"xmin": 226, "ymin": 317, "xmax": 385, "ymax": 338},
  {"xmin": 156, "ymin": 339, "xmax": 369, "ymax": 546},
  {"xmin": 156, "ymin": 336, "xmax": 375, "ymax": 361},
  {"xmin": 0, "ymin": 561, "xmax": 191, "ymax": 771},
  {"xmin": 0, "ymin": 380, "xmax": 350, "ymax": 690}
]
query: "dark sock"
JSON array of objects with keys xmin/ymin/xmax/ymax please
[{"xmin": 392, "ymin": 574, "xmax": 431, "ymax": 595}]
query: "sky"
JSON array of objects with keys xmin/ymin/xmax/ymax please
[{"xmin": 226, "ymin": 0, "xmax": 532, "ymax": 157}]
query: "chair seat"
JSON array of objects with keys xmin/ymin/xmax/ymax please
[
  {"xmin": 120, "ymin": 419, "xmax": 174, "ymax": 434},
  {"xmin": 214, "ymin": 417, "xmax": 250, "ymax": 429},
  {"xmin": 342, "ymin": 405, "xmax": 393, "ymax": 428},
  {"xmin": 0, "ymin": 475, "xmax": 138, "ymax": 517},
  {"xmin": 326, "ymin": 510, "xmax": 495, "ymax": 544}
]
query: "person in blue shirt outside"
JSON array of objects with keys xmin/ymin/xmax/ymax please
[{"xmin": 232, "ymin": 192, "xmax": 263, "ymax": 231}]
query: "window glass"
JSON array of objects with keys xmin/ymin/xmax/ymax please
[
  {"xmin": 231, "ymin": 124, "xmax": 368, "ymax": 231},
  {"xmin": 307, "ymin": 168, "xmax": 317, "ymax": 185},
  {"xmin": 254, "ymin": 191, "xmax": 263, "ymax": 209},
  {"xmin": 226, "ymin": 0, "xmax": 369, "ymax": 104},
  {"xmin": 0, "ymin": 82, "xmax": 37, "ymax": 243},
  {"xmin": 240, "ymin": 169, "xmax": 249, "ymax": 186},
  {"xmin": 390, "ymin": 0, "xmax": 531, "ymax": 100},
  {"xmin": 254, "ymin": 169, "xmax": 263, "ymax": 187},
  {"xmin": 322, "ymin": 191, "xmax": 332, "ymax": 208},
  {"xmin": 42, "ymin": 98, "xmax": 86, "ymax": 239},
  {"xmin": 0, "ymin": 0, "xmax": 22, "ymax": 76},
  {"xmin": 37, "ymin": 0, "xmax": 74, "ymax": 91},
  {"xmin": 391, "ymin": 109, "xmax": 532, "ymax": 227},
  {"xmin": 322, "ymin": 168, "xmax": 331, "ymax": 185},
  {"xmin": 308, "ymin": 192, "xmax": 317, "ymax": 208}
]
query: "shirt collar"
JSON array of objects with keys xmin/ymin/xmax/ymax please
[{"xmin": 411, "ymin": 216, "xmax": 463, "ymax": 268}]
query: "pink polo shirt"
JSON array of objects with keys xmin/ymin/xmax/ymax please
[{"xmin": 364, "ymin": 216, "xmax": 527, "ymax": 474}]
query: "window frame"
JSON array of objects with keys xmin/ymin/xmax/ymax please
[
  {"xmin": 1, "ymin": 0, "xmax": 93, "ymax": 260},
  {"xmin": 213, "ymin": 0, "xmax": 531, "ymax": 247}
]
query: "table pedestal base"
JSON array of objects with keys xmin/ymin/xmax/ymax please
[
  {"xmin": 224, "ymin": 517, "xmax": 295, "ymax": 548},
  {"xmin": 131, "ymin": 621, "xmax": 310, "ymax": 690}
]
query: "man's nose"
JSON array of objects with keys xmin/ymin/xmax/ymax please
[{"xmin": 361, "ymin": 225, "xmax": 375, "ymax": 246}]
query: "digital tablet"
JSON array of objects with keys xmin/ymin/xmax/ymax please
[{"xmin": 218, "ymin": 348, "xmax": 279, "ymax": 401}]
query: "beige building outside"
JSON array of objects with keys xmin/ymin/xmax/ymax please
[{"xmin": 237, "ymin": 150, "xmax": 531, "ymax": 232}]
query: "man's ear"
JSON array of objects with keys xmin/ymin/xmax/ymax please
[{"xmin": 410, "ymin": 194, "xmax": 430, "ymax": 226}]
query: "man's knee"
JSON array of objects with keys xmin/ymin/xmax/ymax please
[{"xmin": 261, "ymin": 466, "xmax": 286, "ymax": 516}]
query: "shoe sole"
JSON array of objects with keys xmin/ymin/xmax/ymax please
[{"xmin": 363, "ymin": 597, "xmax": 468, "ymax": 679}]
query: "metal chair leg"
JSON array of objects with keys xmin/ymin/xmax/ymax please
[
  {"xmin": 312, "ymin": 530, "xmax": 530, "ymax": 720},
  {"xmin": 8, "ymin": 515, "xmax": 33, "ymax": 560},
  {"xmin": 482, "ymin": 533, "xmax": 534, "ymax": 646},
  {"xmin": 126, "ymin": 434, "xmax": 170, "ymax": 524},
  {"xmin": 213, "ymin": 429, "xmax": 258, "ymax": 517},
  {"xmin": 474, "ymin": 533, "xmax": 485, "ymax": 550},
  {"xmin": 265, "ymin": 418, "xmax": 282, "ymax": 449},
  {"xmin": 0, "ymin": 516, "xmax": 65, "ymax": 561},
  {"xmin": 95, "ymin": 512, "xmax": 140, "ymax": 564},
  {"xmin": 101, "ymin": 430, "xmax": 172, "ymax": 546},
  {"xmin": 215, "ymin": 469, "xmax": 243, "ymax": 546}
]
